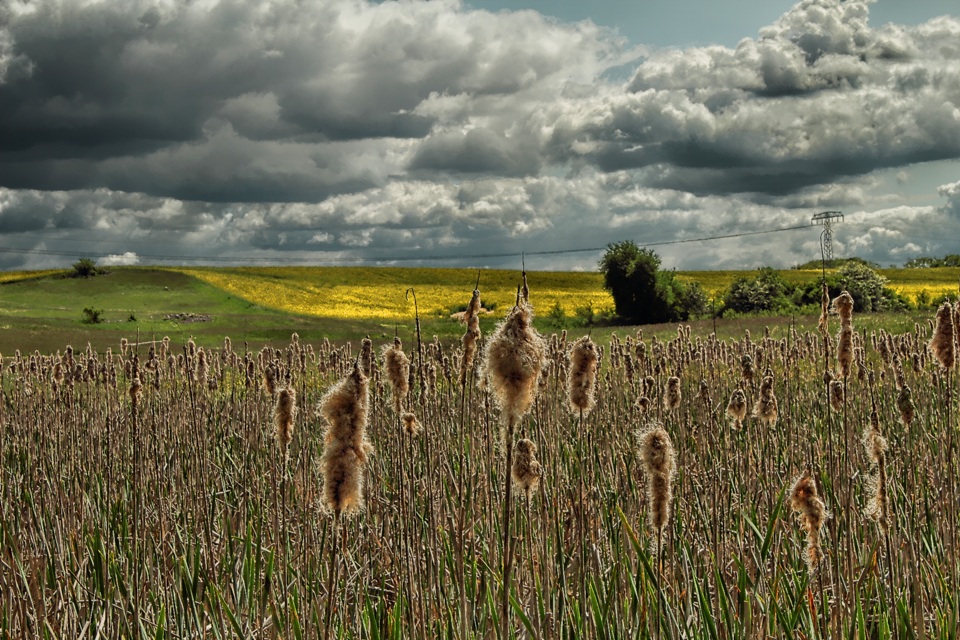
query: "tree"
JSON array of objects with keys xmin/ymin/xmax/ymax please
[
  {"xmin": 722, "ymin": 267, "xmax": 791, "ymax": 315},
  {"xmin": 599, "ymin": 242, "xmax": 693, "ymax": 324}
]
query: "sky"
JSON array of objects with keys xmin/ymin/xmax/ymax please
[{"xmin": 1, "ymin": 0, "xmax": 959, "ymax": 272}]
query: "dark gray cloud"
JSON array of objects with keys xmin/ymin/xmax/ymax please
[
  {"xmin": 1, "ymin": 0, "xmax": 959, "ymax": 272},
  {"xmin": 0, "ymin": 0, "xmax": 615, "ymax": 201}
]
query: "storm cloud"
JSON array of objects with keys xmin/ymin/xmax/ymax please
[{"xmin": 0, "ymin": 0, "xmax": 958, "ymax": 270}]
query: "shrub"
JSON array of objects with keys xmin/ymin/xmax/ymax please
[
  {"xmin": 722, "ymin": 267, "xmax": 791, "ymax": 315},
  {"xmin": 81, "ymin": 307, "xmax": 104, "ymax": 324},
  {"xmin": 71, "ymin": 258, "xmax": 101, "ymax": 278}
]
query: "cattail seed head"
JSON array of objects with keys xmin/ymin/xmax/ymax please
[
  {"xmin": 638, "ymin": 424, "xmax": 676, "ymax": 548},
  {"xmin": 360, "ymin": 338, "xmax": 374, "ymax": 378},
  {"xmin": 382, "ymin": 338, "xmax": 410, "ymax": 414},
  {"xmin": 863, "ymin": 409, "xmax": 890, "ymax": 532},
  {"xmin": 401, "ymin": 411, "xmax": 422, "ymax": 436},
  {"xmin": 567, "ymin": 336, "xmax": 598, "ymax": 415},
  {"xmin": 930, "ymin": 302, "xmax": 955, "ymax": 371},
  {"xmin": 829, "ymin": 379, "xmax": 845, "ymax": 412},
  {"xmin": 663, "ymin": 376, "xmax": 681, "ymax": 412},
  {"xmin": 320, "ymin": 362, "xmax": 373, "ymax": 517},
  {"xmin": 512, "ymin": 438, "xmax": 542, "ymax": 500},
  {"xmin": 726, "ymin": 389, "xmax": 747, "ymax": 429},
  {"xmin": 274, "ymin": 386, "xmax": 297, "ymax": 453},
  {"xmin": 754, "ymin": 376, "xmax": 778, "ymax": 427},
  {"xmin": 837, "ymin": 325, "xmax": 854, "ymax": 379},
  {"xmin": 817, "ymin": 283, "xmax": 829, "ymax": 336},
  {"xmin": 262, "ymin": 364, "xmax": 278, "ymax": 397},
  {"xmin": 896, "ymin": 384, "xmax": 915, "ymax": 427},
  {"xmin": 129, "ymin": 376, "xmax": 142, "ymax": 407},
  {"xmin": 833, "ymin": 291, "xmax": 854, "ymax": 326},
  {"xmin": 483, "ymin": 302, "xmax": 546, "ymax": 428},
  {"xmin": 790, "ymin": 469, "xmax": 826, "ymax": 574},
  {"xmin": 460, "ymin": 289, "xmax": 483, "ymax": 387}
]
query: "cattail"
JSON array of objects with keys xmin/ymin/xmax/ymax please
[
  {"xmin": 196, "ymin": 348, "xmax": 208, "ymax": 384},
  {"xmin": 262, "ymin": 364, "xmax": 278, "ymax": 397},
  {"xmin": 726, "ymin": 389, "xmax": 747, "ymax": 429},
  {"xmin": 896, "ymin": 384, "xmax": 915, "ymax": 427},
  {"xmin": 382, "ymin": 338, "xmax": 410, "ymax": 414},
  {"xmin": 512, "ymin": 438, "xmax": 542, "ymax": 499},
  {"xmin": 129, "ymin": 376, "xmax": 142, "ymax": 407},
  {"xmin": 930, "ymin": 302, "xmax": 955, "ymax": 370},
  {"xmin": 635, "ymin": 396, "xmax": 651, "ymax": 414},
  {"xmin": 274, "ymin": 386, "xmax": 297, "ymax": 454},
  {"xmin": 740, "ymin": 355, "xmax": 754, "ymax": 384},
  {"xmin": 817, "ymin": 282, "xmax": 829, "ymax": 336},
  {"xmin": 754, "ymin": 376, "xmax": 778, "ymax": 427},
  {"xmin": 663, "ymin": 376, "xmax": 681, "ymax": 412},
  {"xmin": 834, "ymin": 290, "xmax": 854, "ymax": 326},
  {"xmin": 483, "ymin": 301, "xmax": 546, "ymax": 430},
  {"xmin": 837, "ymin": 325, "xmax": 853, "ymax": 379},
  {"xmin": 790, "ymin": 469, "xmax": 825, "ymax": 573},
  {"xmin": 829, "ymin": 379, "xmax": 845, "ymax": 412},
  {"xmin": 459, "ymin": 289, "xmax": 482, "ymax": 387},
  {"xmin": 360, "ymin": 338, "xmax": 374, "ymax": 378},
  {"xmin": 319, "ymin": 362, "xmax": 373, "ymax": 516},
  {"xmin": 638, "ymin": 424, "xmax": 676, "ymax": 553},
  {"xmin": 401, "ymin": 411, "xmax": 422, "ymax": 436},
  {"xmin": 863, "ymin": 409, "xmax": 890, "ymax": 532},
  {"xmin": 567, "ymin": 336, "xmax": 598, "ymax": 415}
]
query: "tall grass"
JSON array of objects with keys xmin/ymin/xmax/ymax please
[{"xmin": 0, "ymin": 293, "xmax": 958, "ymax": 637}]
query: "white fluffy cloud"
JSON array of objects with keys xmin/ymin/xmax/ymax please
[{"xmin": 0, "ymin": 0, "xmax": 959, "ymax": 270}]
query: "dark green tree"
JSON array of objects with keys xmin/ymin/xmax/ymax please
[{"xmin": 599, "ymin": 242, "xmax": 699, "ymax": 324}]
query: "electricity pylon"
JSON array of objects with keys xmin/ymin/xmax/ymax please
[{"xmin": 811, "ymin": 211, "xmax": 844, "ymax": 261}]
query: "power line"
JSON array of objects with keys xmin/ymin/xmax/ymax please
[{"xmin": 0, "ymin": 222, "xmax": 813, "ymax": 266}]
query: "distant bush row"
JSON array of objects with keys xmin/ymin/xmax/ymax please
[{"xmin": 597, "ymin": 244, "xmax": 944, "ymax": 327}]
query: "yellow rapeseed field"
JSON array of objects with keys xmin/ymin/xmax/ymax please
[{"xmin": 173, "ymin": 266, "xmax": 615, "ymax": 321}]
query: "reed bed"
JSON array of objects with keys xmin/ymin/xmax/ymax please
[{"xmin": 0, "ymin": 292, "xmax": 958, "ymax": 638}]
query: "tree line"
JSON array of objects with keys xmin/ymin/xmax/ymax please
[{"xmin": 598, "ymin": 241, "xmax": 918, "ymax": 325}]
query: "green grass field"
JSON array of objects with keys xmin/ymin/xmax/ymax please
[{"xmin": 0, "ymin": 265, "xmax": 957, "ymax": 354}]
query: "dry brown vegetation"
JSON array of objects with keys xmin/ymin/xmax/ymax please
[{"xmin": 0, "ymin": 286, "xmax": 958, "ymax": 638}]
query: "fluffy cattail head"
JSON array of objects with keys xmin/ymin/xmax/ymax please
[
  {"xmin": 512, "ymin": 438, "xmax": 542, "ymax": 500},
  {"xmin": 896, "ymin": 384, "xmax": 915, "ymax": 427},
  {"xmin": 320, "ymin": 362, "xmax": 373, "ymax": 517},
  {"xmin": 483, "ymin": 302, "xmax": 546, "ymax": 427},
  {"xmin": 638, "ymin": 424, "xmax": 676, "ymax": 546},
  {"xmin": 360, "ymin": 338, "xmax": 374, "ymax": 378},
  {"xmin": 262, "ymin": 364, "xmax": 278, "ymax": 397},
  {"xmin": 382, "ymin": 338, "xmax": 410, "ymax": 414},
  {"xmin": 930, "ymin": 302, "xmax": 956, "ymax": 371},
  {"xmin": 833, "ymin": 291, "xmax": 854, "ymax": 326},
  {"xmin": 863, "ymin": 409, "xmax": 890, "ymax": 532},
  {"xmin": 837, "ymin": 325, "xmax": 854, "ymax": 379},
  {"xmin": 817, "ymin": 283, "xmax": 829, "ymax": 336},
  {"xmin": 635, "ymin": 396, "xmax": 651, "ymax": 414},
  {"xmin": 790, "ymin": 469, "xmax": 826, "ymax": 574},
  {"xmin": 567, "ymin": 336, "xmax": 598, "ymax": 415},
  {"xmin": 401, "ymin": 411, "xmax": 422, "ymax": 436},
  {"xmin": 754, "ymin": 377, "xmax": 778, "ymax": 427},
  {"xmin": 829, "ymin": 379, "xmax": 845, "ymax": 412},
  {"xmin": 274, "ymin": 386, "xmax": 297, "ymax": 453},
  {"xmin": 726, "ymin": 389, "xmax": 747, "ymax": 428},
  {"xmin": 663, "ymin": 376, "xmax": 681, "ymax": 412},
  {"xmin": 459, "ymin": 290, "xmax": 483, "ymax": 386},
  {"xmin": 129, "ymin": 376, "xmax": 142, "ymax": 407}
]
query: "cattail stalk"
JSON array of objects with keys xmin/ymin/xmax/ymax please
[{"xmin": 483, "ymin": 297, "xmax": 545, "ymax": 638}]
